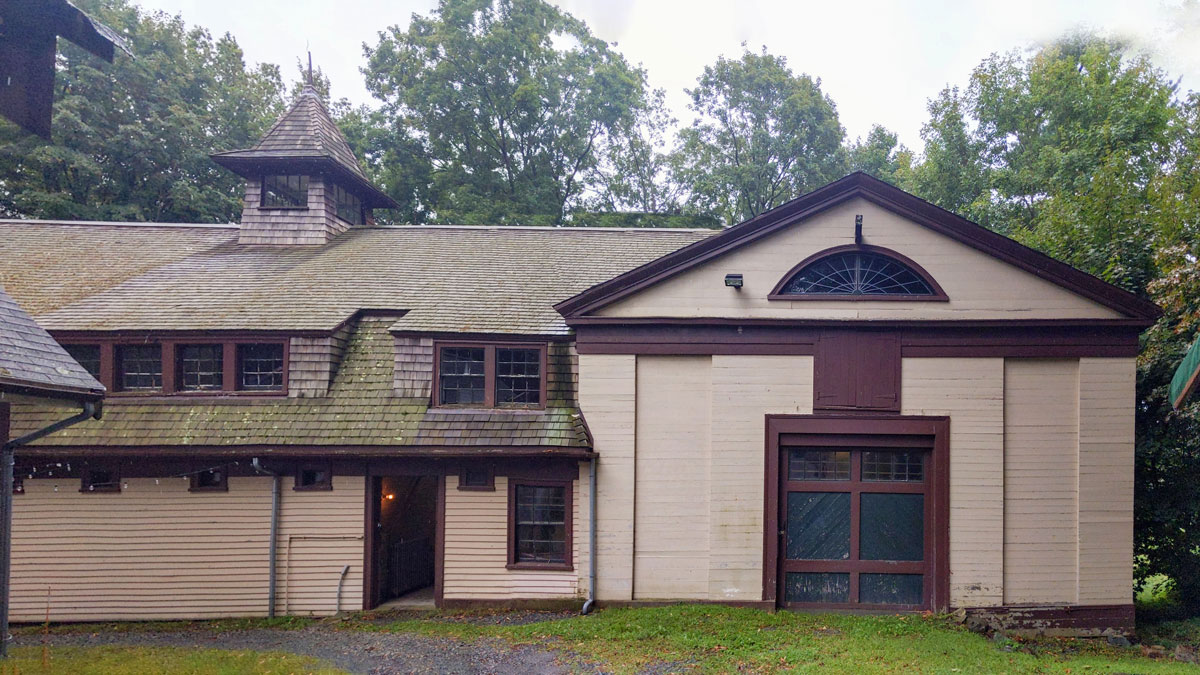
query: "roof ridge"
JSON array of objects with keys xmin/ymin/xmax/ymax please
[
  {"xmin": 367, "ymin": 224, "xmax": 722, "ymax": 233},
  {"xmin": 0, "ymin": 219, "xmax": 238, "ymax": 229}
]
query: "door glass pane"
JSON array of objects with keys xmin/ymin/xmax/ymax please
[
  {"xmin": 862, "ymin": 451, "xmax": 924, "ymax": 482},
  {"xmin": 860, "ymin": 573, "xmax": 923, "ymax": 605},
  {"xmin": 787, "ymin": 449, "xmax": 850, "ymax": 481},
  {"xmin": 786, "ymin": 492, "xmax": 850, "ymax": 560},
  {"xmin": 860, "ymin": 493, "xmax": 924, "ymax": 561},
  {"xmin": 784, "ymin": 572, "xmax": 850, "ymax": 603}
]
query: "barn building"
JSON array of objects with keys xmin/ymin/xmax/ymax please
[{"xmin": 0, "ymin": 84, "xmax": 1158, "ymax": 634}]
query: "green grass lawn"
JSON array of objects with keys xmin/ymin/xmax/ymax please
[
  {"xmin": 0, "ymin": 645, "xmax": 342, "ymax": 675},
  {"xmin": 12, "ymin": 605, "xmax": 1198, "ymax": 673},
  {"xmin": 352, "ymin": 604, "xmax": 1194, "ymax": 673}
]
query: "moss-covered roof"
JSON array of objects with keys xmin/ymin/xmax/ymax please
[
  {"xmin": 10, "ymin": 318, "xmax": 588, "ymax": 448},
  {"xmin": 0, "ymin": 221, "xmax": 712, "ymax": 335}
]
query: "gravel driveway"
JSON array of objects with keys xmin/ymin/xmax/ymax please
[{"xmin": 12, "ymin": 618, "xmax": 585, "ymax": 675}]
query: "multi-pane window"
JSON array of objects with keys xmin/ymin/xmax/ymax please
[
  {"xmin": 862, "ymin": 451, "xmax": 923, "ymax": 482},
  {"xmin": 116, "ymin": 345, "xmax": 162, "ymax": 391},
  {"xmin": 438, "ymin": 347, "xmax": 486, "ymax": 405},
  {"xmin": 331, "ymin": 183, "xmax": 363, "ymax": 225},
  {"xmin": 261, "ymin": 175, "xmax": 309, "ymax": 207},
  {"xmin": 781, "ymin": 447, "xmax": 929, "ymax": 608},
  {"xmin": 63, "ymin": 344, "xmax": 101, "ymax": 379},
  {"xmin": 496, "ymin": 348, "xmax": 541, "ymax": 405},
  {"xmin": 178, "ymin": 344, "xmax": 223, "ymax": 391},
  {"xmin": 435, "ymin": 344, "xmax": 544, "ymax": 408},
  {"xmin": 512, "ymin": 483, "xmax": 569, "ymax": 566},
  {"xmin": 238, "ymin": 343, "xmax": 284, "ymax": 391}
]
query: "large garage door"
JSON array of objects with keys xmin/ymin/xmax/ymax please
[{"xmin": 778, "ymin": 442, "xmax": 933, "ymax": 610}]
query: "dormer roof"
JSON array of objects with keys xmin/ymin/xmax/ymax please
[{"xmin": 210, "ymin": 85, "xmax": 398, "ymax": 209}]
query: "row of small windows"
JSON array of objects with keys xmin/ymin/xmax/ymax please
[
  {"xmin": 260, "ymin": 175, "xmax": 364, "ymax": 226},
  {"xmin": 18, "ymin": 464, "xmax": 332, "ymax": 495},
  {"xmin": 63, "ymin": 343, "xmax": 285, "ymax": 394}
]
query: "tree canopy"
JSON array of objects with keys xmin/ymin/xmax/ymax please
[
  {"xmin": 0, "ymin": 0, "xmax": 285, "ymax": 222},
  {"xmin": 673, "ymin": 48, "xmax": 847, "ymax": 226}
]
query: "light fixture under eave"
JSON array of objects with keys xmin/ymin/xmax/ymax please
[
  {"xmin": 725, "ymin": 273, "xmax": 744, "ymax": 289},
  {"xmin": 384, "ymin": 493, "xmax": 395, "ymax": 501}
]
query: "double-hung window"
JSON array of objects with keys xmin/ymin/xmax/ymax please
[
  {"xmin": 434, "ymin": 344, "xmax": 545, "ymax": 408},
  {"xmin": 508, "ymin": 479, "xmax": 571, "ymax": 569}
]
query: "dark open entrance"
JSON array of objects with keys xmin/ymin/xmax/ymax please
[{"xmin": 368, "ymin": 475, "xmax": 438, "ymax": 607}]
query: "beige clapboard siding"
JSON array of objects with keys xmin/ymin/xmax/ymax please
[
  {"xmin": 276, "ymin": 476, "xmax": 365, "ymax": 615},
  {"xmin": 1078, "ymin": 357, "xmax": 1135, "ymax": 604},
  {"xmin": 442, "ymin": 474, "xmax": 582, "ymax": 600},
  {"xmin": 634, "ymin": 356, "xmax": 712, "ymax": 599},
  {"xmin": 708, "ymin": 355, "xmax": 813, "ymax": 600},
  {"xmin": 901, "ymin": 357, "xmax": 1006, "ymax": 607},
  {"xmin": 1004, "ymin": 359, "xmax": 1080, "ymax": 605},
  {"xmin": 11, "ymin": 475, "xmax": 363, "ymax": 621},
  {"xmin": 578, "ymin": 353, "xmax": 637, "ymax": 601},
  {"xmin": 597, "ymin": 198, "xmax": 1120, "ymax": 321}
]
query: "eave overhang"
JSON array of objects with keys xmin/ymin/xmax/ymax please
[{"xmin": 209, "ymin": 152, "xmax": 400, "ymax": 210}]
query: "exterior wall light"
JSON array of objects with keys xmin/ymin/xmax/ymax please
[{"xmin": 725, "ymin": 273, "xmax": 744, "ymax": 290}]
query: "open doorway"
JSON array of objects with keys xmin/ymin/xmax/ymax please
[{"xmin": 369, "ymin": 475, "xmax": 438, "ymax": 608}]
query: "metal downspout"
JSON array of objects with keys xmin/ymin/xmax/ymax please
[
  {"xmin": 581, "ymin": 454, "xmax": 598, "ymax": 615},
  {"xmin": 252, "ymin": 458, "xmax": 280, "ymax": 619},
  {"xmin": 2, "ymin": 401, "xmax": 100, "ymax": 657}
]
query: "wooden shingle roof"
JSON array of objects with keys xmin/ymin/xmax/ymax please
[
  {"xmin": 10, "ymin": 318, "xmax": 586, "ymax": 449},
  {"xmin": 210, "ymin": 85, "xmax": 398, "ymax": 209},
  {"xmin": 0, "ymin": 285, "xmax": 103, "ymax": 401},
  {"xmin": 1, "ymin": 222, "xmax": 714, "ymax": 336}
]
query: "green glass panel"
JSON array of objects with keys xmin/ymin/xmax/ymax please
[
  {"xmin": 784, "ymin": 572, "xmax": 850, "ymax": 603},
  {"xmin": 860, "ymin": 573, "xmax": 923, "ymax": 605},
  {"xmin": 786, "ymin": 492, "xmax": 850, "ymax": 560},
  {"xmin": 860, "ymin": 493, "xmax": 924, "ymax": 561}
]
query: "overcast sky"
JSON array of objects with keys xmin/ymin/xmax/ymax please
[{"xmin": 136, "ymin": 0, "xmax": 1199, "ymax": 152}]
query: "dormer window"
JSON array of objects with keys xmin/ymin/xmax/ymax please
[
  {"xmin": 178, "ymin": 344, "xmax": 224, "ymax": 391},
  {"xmin": 434, "ymin": 343, "xmax": 546, "ymax": 408},
  {"xmin": 331, "ymin": 183, "xmax": 363, "ymax": 225},
  {"xmin": 116, "ymin": 344, "xmax": 162, "ymax": 391},
  {"xmin": 261, "ymin": 175, "xmax": 309, "ymax": 208},
  {"xmin": 59, "ymin": 338, "xmax": 288, "ymax": 395}
]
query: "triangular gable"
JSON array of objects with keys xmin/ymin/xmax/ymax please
[{"xmin": 556, "ymin": 173, "xmax": 1161, "ymax": 323}]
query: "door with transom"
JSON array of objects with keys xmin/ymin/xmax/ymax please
[{"xmin": 777, "ymin": 436, "xmax": 933, "ymax": 610}]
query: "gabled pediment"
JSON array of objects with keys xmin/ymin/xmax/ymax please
[{"xmin": 556, "ymin": 173, "xmax": 1160, "ymax": 324}]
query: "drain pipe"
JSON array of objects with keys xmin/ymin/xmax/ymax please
[
  {"xmin": 252, "ymin": 458, "xmax": 280, "ymax": 619},
  {"xmin": 2, "ymin": 401, "xmax": 100, "ymax": 658},
  {"xmin": 581, "ymin": 454, "xmax": 598, "ymax": 615},
  {"xmin": 335, "ymin": 564, "xmax": 350, "ymax": 614}
]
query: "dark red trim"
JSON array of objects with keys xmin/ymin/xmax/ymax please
[
  {"xmin": 961, "ymin": 604, "xmax": 1134, "ymax": 636},
  {"xmin": 766, "ymin": 244, "xmax": 949, "ymax": 302},
  {"xmin": 573, "ymin": 322, "xmax": 1142, "ymax": 357},
  {"xmin": 439, "ymin": 597, "xmax": 584, "ymax": 611},
  {"xmin": 363, "ymin": 473, "xmax": 379, "ymax": 610},
  {"xmin": 507, "ymin": 477, "xmax": 574, "ymax": 571},
  {"xmin": 763, "ymin": 415, "xmax": 950, "ymax": 612},
  {"xmin": 555, "ymin": 172, "xmax": 1160, "ymax": 320},
  {"xmin": 60, "ymin": 336, "xmax": 289, "ymax": 397},
  {"xmin": 15, "ymin": 445, "xmax": 594, "ymax": 459}
]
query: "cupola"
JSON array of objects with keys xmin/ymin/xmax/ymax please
[{"xmin": 211, "ymin": 84, "xmax": 397, "ymax": 245}]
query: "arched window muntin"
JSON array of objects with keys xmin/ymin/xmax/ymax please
[{"xmin": 768, "ymin": 245, "xmax": 948, "ymax": 302}]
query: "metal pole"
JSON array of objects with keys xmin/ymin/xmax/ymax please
[
  {"xmin": 252, "ymin": 458, "xmax": 280, "ymax": 618},
  {"xmin": 0, "ymin": 445, "xmax": 11, "ymax": 658}
]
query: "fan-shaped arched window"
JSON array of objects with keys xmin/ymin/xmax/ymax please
[{"xmin": 769, "ymin": 246, "xmax": 946, "ymax": 300}]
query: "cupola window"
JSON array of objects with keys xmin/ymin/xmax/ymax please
[
  {"xmin": 261, "ymin": 174, "xmax": 309, "ymax": 208},
  {"xmin": 332, "ymin": 183, "xmax": 363, "ymax": 225}
]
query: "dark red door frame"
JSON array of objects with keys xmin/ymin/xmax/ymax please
[{"xmin": 762, "ymin": 414, "xmax": 950, "ymax": 610}]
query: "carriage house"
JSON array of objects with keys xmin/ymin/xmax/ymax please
[{"xmin": 0, "ymin": 85, "xmax": 1158, "ymax": 635}]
